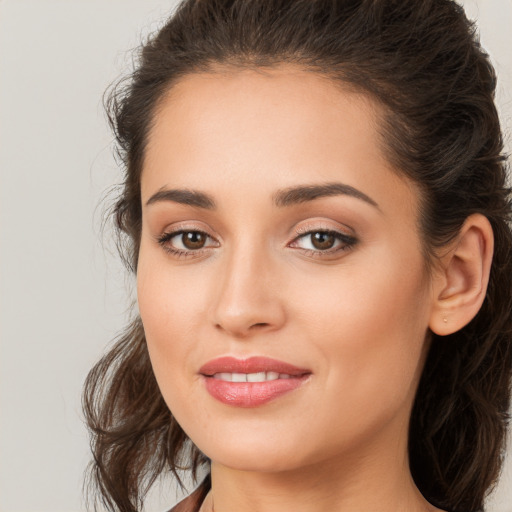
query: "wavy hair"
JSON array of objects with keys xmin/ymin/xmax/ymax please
[{"xmin": 83, "ymin": 1, "xmax": 512, "ymax": 511}]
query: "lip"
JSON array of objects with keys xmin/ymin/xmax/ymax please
[
  {"xmin": 199, "ymin": 356, "xmax": 311, "ymax": 376},
  {"xmin": 199, "ymin": 356, "xmax": 311, "ymax": 408}
]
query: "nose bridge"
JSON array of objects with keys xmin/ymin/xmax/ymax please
[{"xmin": 210, "ymin": 234, "xmax": 285, "ymax": 337}]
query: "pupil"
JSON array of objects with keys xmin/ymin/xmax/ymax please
[
  {"xmin": 183, "ymin": 232, "xmax": 206, "ymax": 249},
  {"xmin": 312, "ymin": 232, "xmax": 335, "ymax": 250}
]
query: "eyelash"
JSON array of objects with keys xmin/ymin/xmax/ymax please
[
  {"xmin": 156, "ymin": 227, "xmax": 357, "ymax": 259},
  {"xmin": 291, "ymin": 226, "xmax": 357, "ymax": 256}
]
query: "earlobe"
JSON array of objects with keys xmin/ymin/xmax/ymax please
[{"xmin": 429, "ymin": 214, "xmax": 494, "ymax": 336}]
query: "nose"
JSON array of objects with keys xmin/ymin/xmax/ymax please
[{"xmin": 210, "ymin": 243, "xmax": 286, "ymax": 339}]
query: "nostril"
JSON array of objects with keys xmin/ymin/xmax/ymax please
[{"xmin": 250, "ymin": 322, "xmax": 270, "ymax": 329}]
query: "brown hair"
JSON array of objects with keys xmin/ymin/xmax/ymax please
[{"xmin": 83, "ymin": 1, "xmax": 512, "ymax": 511}]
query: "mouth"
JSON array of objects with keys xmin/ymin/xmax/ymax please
[
  {"xmin": 211, "ymin": 371, "xmax": 294, "ymax": 382},
  {"xmin": 199, "ymin": 356, "xmax": 311, "ymax": 407}
]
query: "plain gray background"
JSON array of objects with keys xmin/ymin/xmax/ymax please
[{"xmin": 1, "ymin": 1, "xmax": 511, "ymax": 511}]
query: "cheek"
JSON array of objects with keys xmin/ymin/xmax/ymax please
[
  {"xmin": 137, "ymin": 239, "xmax": 210, "ymax": 337},
  {"xmin": 293, "ymin": 248, "xmax": 431, "ymax": 408},
  {"xmin": 136, "ymin": 251, "xmax": 200, "ymax": 391}
]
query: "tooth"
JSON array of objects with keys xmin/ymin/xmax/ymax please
[
  {"xmin": 266, "ymin": 371, "xmax": 279, "ymax": 380},
  {"xmin": 215, "ymin": 373, "xmax": 233, "ymax": 381},
  {"xmin": 279, "ymin": 374, "xmax": 290, "ymax": 379},
  {"xmin": 231, "ymin": 373, "xmax": 247, "ymax": 382},
  {"xmin": 247, "ymin": 372, "xmax": 266, "ymax": 382}
]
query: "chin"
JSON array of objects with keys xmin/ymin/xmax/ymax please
[
  {"xmin": 208, "ymin": 447, "xmax": 303, "ymax": 473},
  {"xmin": 190, "ymin": 426, "xmax": 323, "ymax": 474}
]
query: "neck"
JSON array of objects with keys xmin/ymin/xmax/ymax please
[{"xmin": 207, "ymin": 417, "xmax": 440, "ymax": 512}]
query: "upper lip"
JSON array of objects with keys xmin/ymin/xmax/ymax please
[{"xmin": 199, "ymin": 356, "xmax": 311, "ymax": 376}]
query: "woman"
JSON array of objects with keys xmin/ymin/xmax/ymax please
[{"xmin": 83, "ymin": 1, "xmax": 512, "ymax": 511}]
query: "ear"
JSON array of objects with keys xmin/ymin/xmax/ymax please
[{"xmin": 429, "ymin": 214, "xmax": 494, "ymax": 336}]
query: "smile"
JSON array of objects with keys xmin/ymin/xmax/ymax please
[
  {"xmin": 212, "ymin": 372, "xmax": 292, "ymax": 382},
  {"xmin": 200, "ymin": 356, "xmax": 311, "ymax": 407}
]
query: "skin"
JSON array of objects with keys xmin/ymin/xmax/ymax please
[{"xmin": 137, "ymin": 66, "xmax": 489, "ymax": 512}]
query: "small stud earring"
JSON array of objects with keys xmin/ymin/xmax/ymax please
[{"xmin": 443, "ymin": 317, "xmax": 448, "ymax": 323}]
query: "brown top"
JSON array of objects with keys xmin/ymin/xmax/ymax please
[{"xmin": 168, "ymin": 475, "xmax": 211, "ymax": 512}]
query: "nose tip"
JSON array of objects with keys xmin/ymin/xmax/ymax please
[
  {"xmin": 214, "ymin": 318, "xmax": 276, "ymax": 338},
  {"xmin": 213, "ymin": 303, "xmax": 285, "ymax": 339},
  {"xmin": 210, "ymin": 255, "xmax": 286, "ymax": 339}
]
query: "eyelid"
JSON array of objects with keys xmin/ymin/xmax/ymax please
[{"xmin": 292, "ymin": 221, "xmax": 354, "ymax": 237}]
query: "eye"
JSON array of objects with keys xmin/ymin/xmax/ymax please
[
  {"xmin": 157, "ymin": 229, "xmax": 218, "ymax": 256},
  {"xmin": 157, "ymin": 227, "xmax": 356, "ymax": 259},
  {"xmin": 290, "ymin": 229, "xmax": 357, "ymax": 255}
]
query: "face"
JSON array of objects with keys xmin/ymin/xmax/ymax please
[{"xmin": 137, "ymin": 66, "xmax": 435, "ymax": 474}]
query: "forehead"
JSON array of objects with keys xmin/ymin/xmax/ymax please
[
  {"xmin": 142, "ymin": 65, "xmax": 418, "ymax": 222},
  {"xmin": 147, "ymin": 66, "xmax": 381, "ymax": 166}
]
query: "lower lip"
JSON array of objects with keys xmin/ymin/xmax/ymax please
[{"xmin": 203, "ymin": 375, "xmax": 309, "ymax": 407}]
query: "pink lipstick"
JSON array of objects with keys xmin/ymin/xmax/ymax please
[{"xmin": 199, "ymin": 356, "xmax": 311, "ymax": 407}]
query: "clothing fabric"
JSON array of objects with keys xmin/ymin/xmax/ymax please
[{"xmin": 168, "ymin": 475, "xmax": 211, "ymax": 512}]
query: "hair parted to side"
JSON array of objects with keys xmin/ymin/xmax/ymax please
[{"xmin": 82, "ymin": 1, "xmax": 512, "ymax": 511}]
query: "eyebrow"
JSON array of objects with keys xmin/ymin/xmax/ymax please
[{"xmin": 145, "ymin": 182, "xmax": 379, "ymax": 210}]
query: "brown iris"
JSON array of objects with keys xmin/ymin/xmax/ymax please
[
  {"xmin": 182, "ymin": 231, "xmax": 207, "ymax": 249},
  {"xmin": 311, "ymin": 232, "xmax": 336, "ymax": 250}
]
